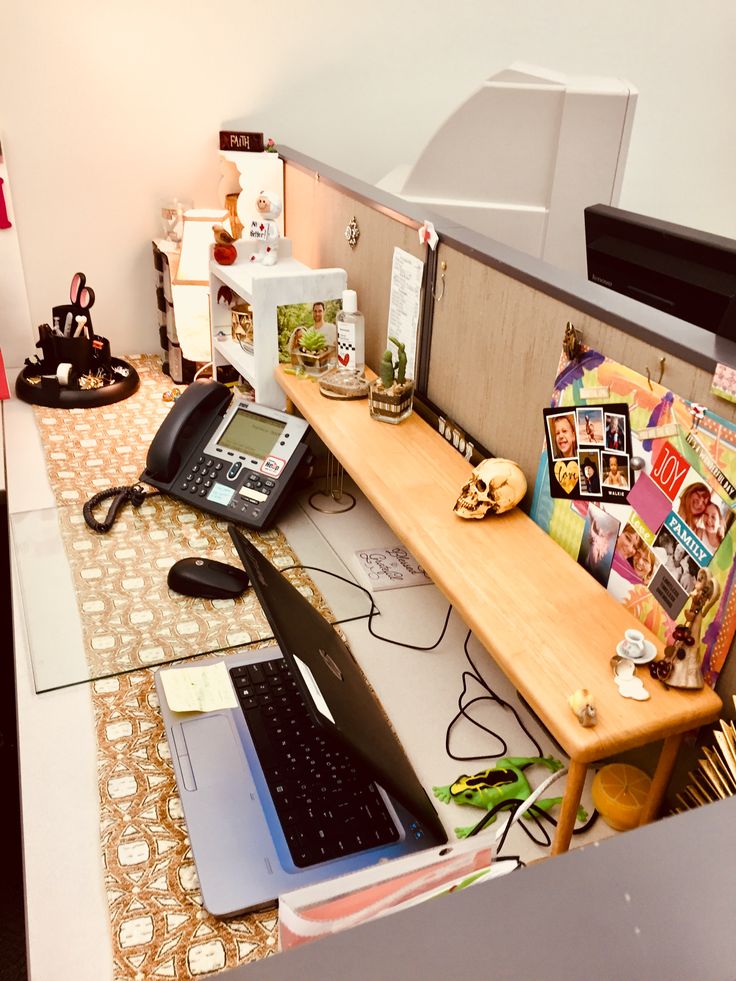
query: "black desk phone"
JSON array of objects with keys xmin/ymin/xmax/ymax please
[{"xmin": 140, "ymin": 380, "xmax": 310, "ymax": 529}]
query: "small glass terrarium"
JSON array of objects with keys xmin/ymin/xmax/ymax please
[{"xmin": 293, "ymin": 326, "xmax": 335, "ymax": 375}]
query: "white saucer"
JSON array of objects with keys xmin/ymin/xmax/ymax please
[{"xmin": 615, "ymin": 639, "xmax": 657, "ymax": 665}]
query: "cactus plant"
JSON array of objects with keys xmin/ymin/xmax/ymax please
[
  {"xmin": 370, "ymin": 336, "xmax": 414, "ymax": 423},
  {"xmin": 379, "ymin": 349, "xmax": 394, "ymax": 388},
  {"xmin": 378, "ymin": 336, "xmax": 408, "ymax": 389},
  {"xmin": 391, "ymin": 335, "xmax": 407, "ymax": 384}
]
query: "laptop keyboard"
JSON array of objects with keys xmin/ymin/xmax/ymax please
[{"xmin": 230, "ymin": 657, "xmax": 400, "ymax": 868}]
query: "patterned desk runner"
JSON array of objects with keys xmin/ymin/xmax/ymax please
[
  {"xmin": 95, "ymin": 666, "xmax": 281, "ymax": 979},
  {"xmin": 32, "ymin": 357, "xmax": 337, "ymax": 975},
  {"xmin": 33, "ymin": 355, "xmax": 326, "ymax": 680}
]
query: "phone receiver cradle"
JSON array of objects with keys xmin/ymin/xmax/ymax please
[{"xmin": 168, "ymin": 557, "xmax": 250, "ymax": 600}]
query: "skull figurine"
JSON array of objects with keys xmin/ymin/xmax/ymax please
[{"xmin": 453, "ymin": 458, "xmax": 527, "ymax": 519}]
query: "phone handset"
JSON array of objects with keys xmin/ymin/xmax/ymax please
[{"xmin": 144, "ymin": 379, "xmax": 232, "ymax": 482}]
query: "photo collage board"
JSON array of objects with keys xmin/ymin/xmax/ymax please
[{"xmin": 531, "ymin": 347, "xmax": 736, "ymax": 686}]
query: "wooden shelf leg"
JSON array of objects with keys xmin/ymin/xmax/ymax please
[
  {"xmin": 639, "ymin": 732, "xmax": 683, "ymax": 826},
  {"xmin": 551, "ymin": 759, "xmax": 588, "ymax": 855}
]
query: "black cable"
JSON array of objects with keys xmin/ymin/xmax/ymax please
[
  {"xmin": 466, "ymin": 797, "xmax": 551, "ymax": 848},
  {"xmin": 439, "ymin": 633, "xmax": 600, "ymax": 851},
  {"xmin": 281, "ymin": 564, "xmax": 454, "ymax": 651},
  {"xmin": 465, "ymin": 793, "xmax": 599, "ymax": 852},
  {"xmin": 285, "ymin": 564, "xmax": 601, "ymax": 854},
  {"xmin": 444, "ymin": 630, "xmax": 544, "ymax": 761},
  {"xmin": 83, "ymin": 484, "xmax": 159, "ymax": 533}
]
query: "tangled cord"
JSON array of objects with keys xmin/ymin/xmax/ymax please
[
  {"xmin": 445, "ymin": 630, "xmax": 545, "ymax": 761},
  {"xmin": 464, "ymin": 767, "xmax": 598, "ymax": 850},
  {"xmin": 281, "ymin": 564, "xmax": 454, "ymax": 648},
  {"xmin": 285, "ymin": 566, "xmax": 597, "ymax": 849},
  {"xmin": 83, "ymin": 484, "xmax": 159, "ymax": 533},
  {"xmin": 444, "ymin": 633, "xmax": 599, "ymax": 848}
]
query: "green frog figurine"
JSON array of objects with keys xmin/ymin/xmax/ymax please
[{"xmin": 433, "ymin": 756, "xmax": 587, "ymax": 839}]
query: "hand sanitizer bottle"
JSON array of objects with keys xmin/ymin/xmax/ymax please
[{"xmin": 336, "ymin": 289, "xmax": 365, "ymax": 373}]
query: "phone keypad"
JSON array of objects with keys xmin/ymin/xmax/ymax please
[
  {"xmin": 178, "ymin": 461, "xmax": 275, "ymax": 523},
  {"xmin": 179, "ymin": 458, "xmax": 226, "ymax": 496}
]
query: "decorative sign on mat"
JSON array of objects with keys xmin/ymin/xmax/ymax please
[
  {"xmin": 531, "ymin": 345, "xmax": 736, "ymax": 686},
  {"xmin": 354, "ymin": 545, "xmax": 431, "ymax": 591}
]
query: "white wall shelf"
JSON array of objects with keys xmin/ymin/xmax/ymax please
[{"xmin": 209, "ymin": 249, "xmax": 346, "ymax": 410}]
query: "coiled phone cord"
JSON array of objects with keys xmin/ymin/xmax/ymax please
[{"xmin": 82, "ymin": 484, "xmax": 159, "ymax": 533}]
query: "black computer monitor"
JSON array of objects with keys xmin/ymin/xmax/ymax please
[{"xmin": 584, "ymin": 204, "xmax": 736, "ymax": 341}]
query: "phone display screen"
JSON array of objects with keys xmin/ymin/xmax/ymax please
[{"xmin": 217, "ymin": 409, "xmax": 285, "ymax": 460}]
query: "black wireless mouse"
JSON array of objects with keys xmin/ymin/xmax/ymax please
[{"xmin": 167, "ymin": 557, "xmax": 250, "ymax": 600}]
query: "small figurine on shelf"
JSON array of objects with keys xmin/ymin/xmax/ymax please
[
  {"xmin": 212, "ymin": 223, "xmax": 238, "ymax": 266},
  {"xmin": 653, "ymin": 568, "xmax": 721, "ymax": 690},
  {"xmin": 249, "ymin": 190, "xmax": 281, "ymax": 266}
]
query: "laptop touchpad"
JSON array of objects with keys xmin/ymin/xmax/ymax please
[{"xmin": 181, "ymin": 716, "xmax": 244, "ymax": 789}]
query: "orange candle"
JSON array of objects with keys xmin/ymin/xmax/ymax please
[{"xmin": 591, "ymin": 763, "xmax": 652, "ymax": 831}]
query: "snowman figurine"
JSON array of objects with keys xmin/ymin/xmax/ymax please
[{"xmin": 249, "ymin": 190, "xmax": 282, "ymax": 266}]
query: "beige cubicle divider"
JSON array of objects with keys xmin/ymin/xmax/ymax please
[
  {"xmin": 284, "ymin": 151, "xmax": 736, "ymax": 497},
  {"xmin": 284, "ymin": 159, "xmax": 425, "ymax": 373},
  {"xmin": 426, "ymin": 240, "xmax": 736, "ymax": 491},
  {"xmin": 279, "ymin": 145, "xmax": 736, "ymax": 725}
]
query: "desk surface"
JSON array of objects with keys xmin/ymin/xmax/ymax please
[
  {"xmin": 9, "ymin": 381, "xmax": 617, "ymax": 981},
  {"xmin": 278, "ymin": 367, "xmax": 722, "ymax": 763}
]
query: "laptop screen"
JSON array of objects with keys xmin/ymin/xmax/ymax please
[{"xmin": 228, "ymin": 525, "xmax": 446, "ymax": 843}]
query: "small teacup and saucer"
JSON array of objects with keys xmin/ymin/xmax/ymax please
[{"xmin": 616, "ymin": 628, "xmax": 656, "ymax": 665}]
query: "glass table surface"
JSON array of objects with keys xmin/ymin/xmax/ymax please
[{"xmin": 11, "ymin": 489, "xmax": 370, "ymax": 693}]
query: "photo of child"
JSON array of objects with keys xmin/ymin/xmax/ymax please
[
  {"xmin": 577, "ymin": 505, "xmax": 619, "ymax": 587},
  {"xmin": 605, "ymin": 413, "xmax": 626, "ymax": 451},
  {"xmin": 576, "ymin": 408, "xmax": 604, "ymax": 446},
  {"xmin": 602, "ymin": 453, "xmax": 630, "ymax": 490},
  {"xmin": 674, "ymin": 480, "xmax": 732, "ymax": 554},
  {"xmin": 630, "ymin": 542, "xmax": 656, "ymax": 586},
  {"xmin": 547, "ymin": 412, "xmax": 577, "ymax": 460},
  {"xmin": 579, "ymin": 452, "xmax": 602, "ymax": 497}
]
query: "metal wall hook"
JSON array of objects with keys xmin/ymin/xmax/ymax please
[
  {"xmin": 563, "ymin": 321, "xmax": 582, "ymax": 361},
  {"xmin": 646, "ymin": 356, "xmax": 666, "ymax": 390},
  {"xmin": 344, "ymin": 216, "xmax": 360, "ymax": 250},
  {"xmin": 432, "ymin": 260, "xmax": 446, "ymax": 302}
]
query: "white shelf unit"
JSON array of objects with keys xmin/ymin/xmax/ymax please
[{"xmin": 209, "ymin": 254, "xmax": 347, "ymax": 410}]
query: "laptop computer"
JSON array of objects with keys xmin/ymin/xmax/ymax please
[{"xmin": 155, "ymin": 524, "xmax": 447, "ymax": 916}]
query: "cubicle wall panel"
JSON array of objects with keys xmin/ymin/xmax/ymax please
[
  {"xmin": 427, "ymin": 241, "xmax": 736, "ymax": 488},
  {"xmin": 285, "ymin": 162, "xmax": 424, "ymax": 373},
  {"xmin": 427, "ymin": 243, "xmax": 576, "ymax": 483},
  {"xmin": 282, "ymin": 147, "xmax": 736, "ymax": 747}
]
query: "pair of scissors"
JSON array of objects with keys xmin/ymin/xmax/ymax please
[
  {"xmin": 65, "ymin": 271, "xmax": 95, "ymax": 336},
  {"xmin": 70, "ymin": 271, "xmax": 95, "ymax": 314}
]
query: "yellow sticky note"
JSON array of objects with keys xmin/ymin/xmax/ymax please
[{"xmin": 159, "ymin": 662, "xmax": 238, "ymax": 713}]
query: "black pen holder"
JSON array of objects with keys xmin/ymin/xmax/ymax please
[{"xmin": 38, "ymin": 334, "xmax": 111, "ymax": 375}]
